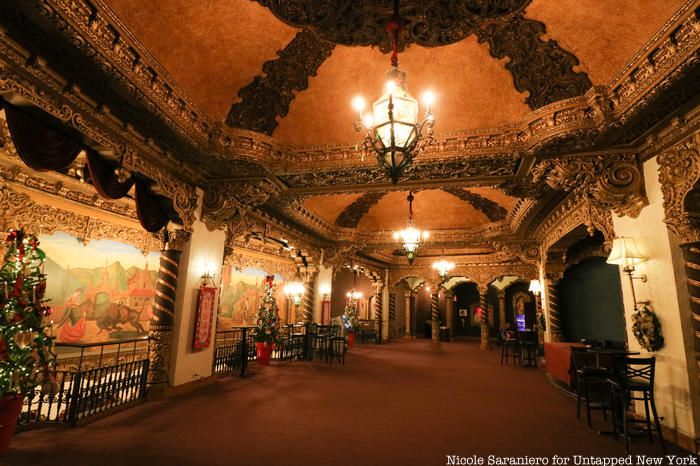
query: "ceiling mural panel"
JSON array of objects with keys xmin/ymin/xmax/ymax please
[
  {"xmin": 525, "ymin": 0, "xmax": 687, "ymax": 85},
  {"xmin": 335, "ymin": 192, "xmax": 387, "ymax": 228},
  {"xmin": 273, "ymin": 37, "xmax": 532, "ymax": 146},
  {"xmin": 103, "ymin": 0, "xmax": 299, "ymax": 121},
  {"xmin": 356, "ymin": 190, "xmax": 492, "ymax": 232},
  {"xmin": 302, "ymin": 193, "xmax": 364, "ymax": 225}
]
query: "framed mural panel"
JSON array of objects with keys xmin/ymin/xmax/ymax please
[
  {"xmin": 218, "ymin": 266, "xmax": 287, "ymax": 328},
  {"xmin": 39, "ymin": 232, "xmax": 159, "ymax": 344},
  {"xmin": 193, "ymin": 286, "xmax": 217, "ymax": 350}
]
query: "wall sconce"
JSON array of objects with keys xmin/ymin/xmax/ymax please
[
  {"xmin": 319, "ymin": 283, "xmax": 331, "ymax": 299},
  {"xmin": 528, "ymin": 279, "xmax": 543, "ymax": 296},
  {"xmin": 606, "ymin": 236, "xmax": 647, "ymax": 312},
  {"xmin": 346, "ymin": 290, "xmax": 363, "ymax": 301},
  {"xmin": 284, "ymin": 280, "xmax": 305, "ymax": 305},
  {"xmin": 200, "ymin": 271, "xmax": 215, "ymax": 286}
]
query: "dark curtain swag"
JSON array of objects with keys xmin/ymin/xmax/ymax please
[
  {"xmin": 85, "ymin": 149, "xmax": 134, "ymax": 199},
  {"xmin": 4, "ymin": 103, "xmax": 82, "ymax": 172},
  {"xmin": 2, "ymin": 99, "xmax": 172, "ymax": 232}
]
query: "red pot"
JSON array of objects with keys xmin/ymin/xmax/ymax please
[
  {"xmin": 256, "ymin": 342, "xmax": 272, "ymax": 366},
  {"xmin": 347, "ymin": 332, "xmax": 355, "ymax": 349},
  {"xmin": 0, "ymin": 395, "xmax": 24, "ymax": 454}
]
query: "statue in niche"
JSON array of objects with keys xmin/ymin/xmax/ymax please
[{"xmin": 512, "ymin": 291, "xmax": 532, "ymax": 330}]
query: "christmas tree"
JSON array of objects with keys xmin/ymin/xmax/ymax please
[
  {"xmin": 342, "ymin": 300, "xmax": 359, "ymax": 332},
  {"xmin": 253, "ymin": 275, "xmax": 280, "ymax": 345},
  {"xmin": 0, "ymin": 230, "xmax": 55, "ymax": 397}
]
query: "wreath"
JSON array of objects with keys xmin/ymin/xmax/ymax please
[{"xmin": 631, "ymin": 304, "xmax": 664, "ymax": 352}]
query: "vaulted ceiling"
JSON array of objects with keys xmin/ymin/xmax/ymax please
[{"xmin": 0, "ymin": 0, "xmax": 697, "ymax": 270}]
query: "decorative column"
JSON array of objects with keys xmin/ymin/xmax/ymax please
[
  {"xmin": 545, "ymin": 278, "xmax": 562, "ymax": 342},
  {"xmin": 149, "ymin": 230, "xmax": 190, "ymax": 396},
  {"xmin": 389, "ymin": 293, "xmax": 398, "ymax": 338},
  {"xmin": 497, "ymin": 290, "xmax": 507, "ymax": 329},
  {"xmin": 375, "ymin": 285, "xmax": 384, "ymax": 344},
  {"xmin": 445, "ymin": 291, "xmax": 454, "ymax": 336},
  {"xmin": 430, "ymin": 291, "xmax": 440, "ymax": 342},
  {"xmin": 404, "ymin": 290, "xmax": 412, "ymax": 338},
  {"xmin": 479, "ymin": 286, "xmax": 491, "ymax": 350},
  {"xmin": 302, "ymin": 273, "xmax": 316, "ymax": 323}
]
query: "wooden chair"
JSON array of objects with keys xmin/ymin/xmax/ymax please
[
  {"xmin": 609, "ymin": 357, "xmax": 666, "ymax": 454},
  {"xmin": 571, "ymin": 346, "xmax": 611, "ymax": 427}
]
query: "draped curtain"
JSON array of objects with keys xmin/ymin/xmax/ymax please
[{"xmin": 2, "ymin": 99, "xmax": 173, "ymax": 233}]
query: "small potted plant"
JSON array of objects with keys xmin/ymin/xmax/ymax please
[
  {"xmin": 252, "ymin": 275, "xmax": 280, "ymax": 365},
  {"xmin": 342, "ymin": 301, "xmax": 360, "ymax": 348},
  {"xmin": 0, "ymin": 230, "xmax": 55, "ymax": 452}
]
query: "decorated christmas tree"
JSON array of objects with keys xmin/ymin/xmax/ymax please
[
  {"xmin": 253, "ymin": 275, "xmax": 280, "ymax": 345},
  {"xmin": 0, "ymin": 230, "xmax": 55, "ymax": 397},
  {"xmin": 342, "ymin": 300, "xmax": 359, "ymax": 332}
]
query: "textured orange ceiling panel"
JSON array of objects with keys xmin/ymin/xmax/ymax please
[
  {"xmin": 274, "ymin": 36, "xmax": 531, "ymax": 146},
  {"xmin": 103, "ymin": 0, "xmax": 299, "ymax": 121},
  {"xmin": 525, "ymin": 0, "xmax": 685, "ymax": 85},
  {"xmin": 303, "ymin": 193, "xmax": 364, "ymax": 225},
  {"xmin": 357, "ymin": 190, "xmax": 491, "ymax": 232}
]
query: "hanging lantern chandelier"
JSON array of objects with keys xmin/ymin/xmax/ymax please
[
  {"xmin": 432, "ymin": 251, "xmax": 455, "ymax": 281},
  {"xmin": 393, "ymin": 192, "xmax": 429, "ymax": 264},
  {"xmin": 351, "ymin": 0, "xmax": 435, "ymax": 184}
]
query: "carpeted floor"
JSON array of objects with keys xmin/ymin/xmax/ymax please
[{"xmin": 2, "ymin": 339, "xmax": 691, "ymax": 466}]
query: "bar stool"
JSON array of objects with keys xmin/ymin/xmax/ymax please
[
  {"xmin": 571, "ymin": 346, "xmax": 611, "ymax": 428},
  {"xmin": 500, "ymin": 331, "xmax": 517, "ymax": 365},
  {"xmin": 517, "ymin": 330, "xmax": 538, "ymax": 367},
  {"xmin": 328, "ymin": 325, "xmax": 345, "ymax": 366},
  {"xmin": 608, "ymin": 357, "xmax": 666, "ymax": 454}
]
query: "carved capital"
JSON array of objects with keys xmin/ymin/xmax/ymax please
[
  {"xmin": 532, "ymin": 153, "xmax": 647, "ymax": 218},
  {"xmin": 658, "ymin": 133, "xmax": 700, "ymax": 243},
  {"xmin": 202, "ymin": 180, "xmax": 279, "ymax": 231}
]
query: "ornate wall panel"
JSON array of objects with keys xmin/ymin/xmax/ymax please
[{"xmin": 0, "ymin": 182, "xmax": 161, "ymax": 251}]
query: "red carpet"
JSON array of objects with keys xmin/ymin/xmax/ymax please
[{"xmin": 2, "ymin": 339, "xmax": 690, "ymax": 466}]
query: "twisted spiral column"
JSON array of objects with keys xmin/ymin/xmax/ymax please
[
  {"xmin": 375, "ymin": 288, "xmax": 384, "ymax": 321},
  {"xmin": 430, "ymin": 291, "xmax": 440, "ymax": 342},
  {"xmin": 681, "ymin": 243, "xmax": 700, "ymax": 377},
  {"xmin": 546, "ymin": 279, "xmax": 562, "ymax": 342},
  {"xmin": 302, "ymin": 276, "xmax": 315, "ymax": 323},
  {"xmin": 149, "ymin": 248, "xmax": 182, "ymax": 388},
  {"xmin": 389, "ymin": 292, "xmax": 397, "ymax": 338},
  {"xmin": 479, "ymin": 288, "xmax": 491, "ymax": 350}
]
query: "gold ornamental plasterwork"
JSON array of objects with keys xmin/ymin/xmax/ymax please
[
  {"xmin": 224, "ymin": 249, "xmax": 297, "ymax": 281},
  {"xmin": 0, "ymin": 35, "xmax": 199, "ymax": 230},
  {"xmin": 389, "ymin": 262, "xmax": 538, "ymax": 290},
  {"xmin": 658, "ymin": 130, "xmax": 700, "ymax": 244},
  {"xmin": 0, "ymin": 183, "xmax": 161, "ymax": 251},
  {"xmin": 535, "ymin": 195, "xmax": 615, "ymax": 252},
  {"xmin": 531, "ymin": 153, "xmax": 648, "ymax": 218}
]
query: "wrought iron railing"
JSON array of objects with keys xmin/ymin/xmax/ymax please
[
  {"xmin": 357, "ymin": 319, "xmax": 381, "ymax": 344},
  {"xmin": 18, "ymin": 337, "xmax": 149, "ymax": 429},
  {"xmin": 212, "ymin": 327, "xmax": 249, "ymax": 377}
]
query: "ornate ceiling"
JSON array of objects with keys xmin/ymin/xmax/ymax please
[{"xmin": 0, "ymin": 0, "xmax": 698, "ymax": 274}]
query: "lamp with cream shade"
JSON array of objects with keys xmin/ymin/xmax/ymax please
[{"xmin": 607, "ymin": 237, "xmax": 647, "ymax": 312}]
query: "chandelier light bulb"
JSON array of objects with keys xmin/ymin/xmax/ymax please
[
  {"xmin": 352, "ymin": 95, "xmax": 366, "ymax": 113},
  {"xmin": 385, "ymin": 80, "xmax": 397, "ymax": 94},
  {"xmin": 422, "ymin": 90, "xmax": 435, "ymax": 110},
  {"xmin": 362, "ymin": 114, "xmax": 374, "ymax": 129}
]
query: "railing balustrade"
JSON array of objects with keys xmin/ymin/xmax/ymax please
[{"xmin": 19, "ymin": 337, "xmax": 149, "ymax": 429}]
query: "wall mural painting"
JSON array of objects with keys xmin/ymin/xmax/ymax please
[
  {"xmin": 38, "ymin": 232, "xmax": 160, "ymax": 343},
  {"xmin": 218, "ymin": 266, "xmax": 288, "ymax": 329}
]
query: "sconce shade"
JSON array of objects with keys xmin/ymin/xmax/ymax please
[
  {"xmin": 607, "ymin": 237, "xmax": 646, "ymax": 269},
  {"xmin": 528, "ymin": 279, "xmax": 543, "ymax": 295}
]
